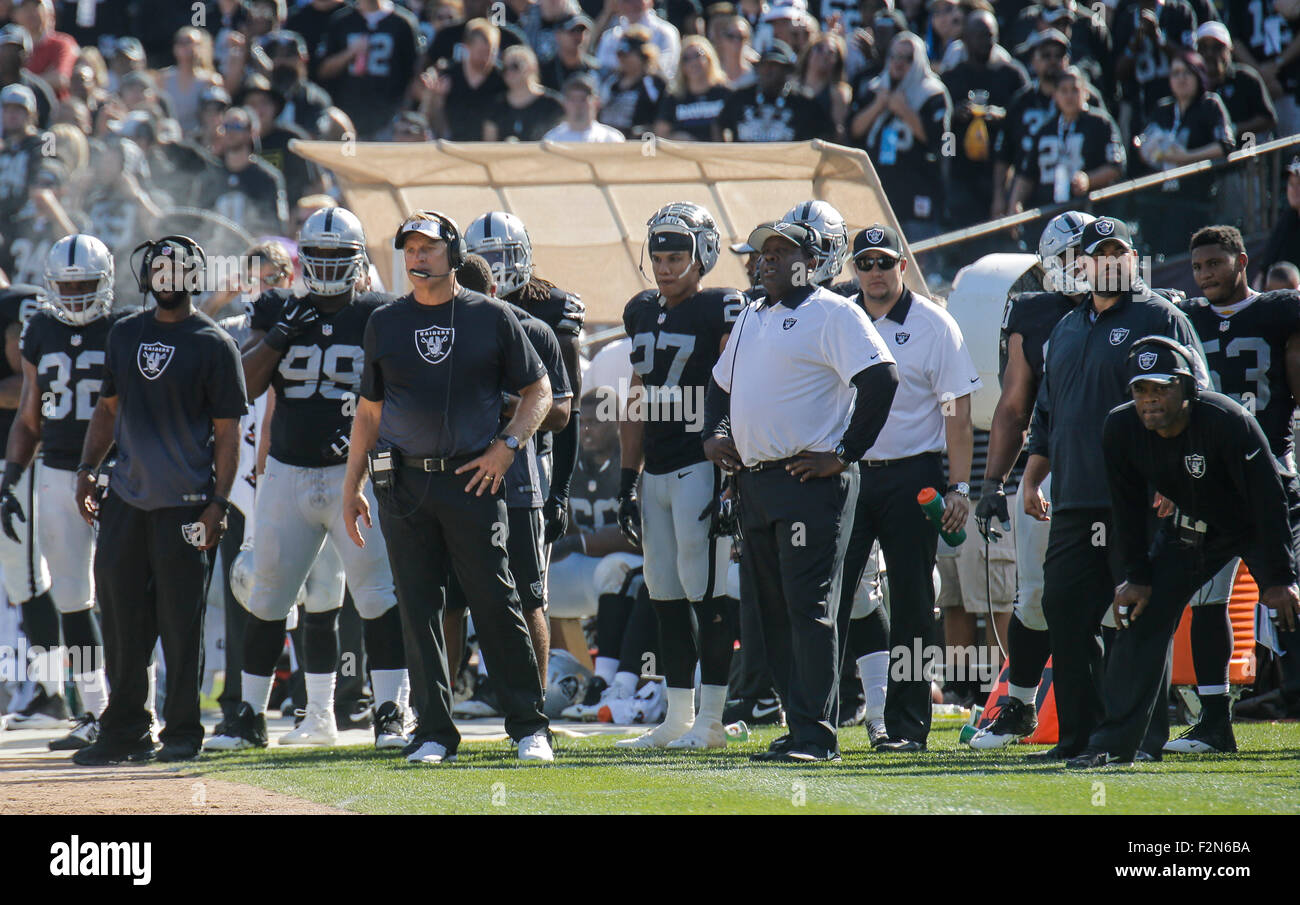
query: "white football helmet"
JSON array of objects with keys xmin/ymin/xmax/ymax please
[
  {"xmin": 1038, "ymin": 210, "xmax": 1096, "ymax": 295},
  {"xmin": 43, "ymin": 234, "xmax": 114, "ymax": 326},
  {"xmin": 646, "ymin": 202, "xmax": 720, "ymax": 276},
  {"xmin": 783, "ymin": 200, "xmax": 850, "ymax": 284},
  {"xmin": 466, "ymin": 211, "xmax": 533, "ymax": 296},
  {"xmin": 298, "ymin": 206, "xmax": 367, "ymax": 296}
]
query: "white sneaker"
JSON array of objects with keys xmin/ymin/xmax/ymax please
[
  {"xmin": 278, "ymin": 704, "xmax": 338, "ymax": 746},
  {"xmin": 666, "ymin": 719, "xmax": 728, "ymax": 749},
  {"xmin": 562, "ymin": 680, "xmax": 631, "ymax": 721},
  {"xmin": 615, "ymin": 720, "xmax": 692, "ymax": 748},
  {"xmin": 407, "ymin": 740, "xmax": 455, "ymax": 765},
  {"xmin": 517, "ymin": 730, "xmax": 554, "ymax": 763},
  {"xmin": 631, "ymin": 680, "xmax": 666, "ymax": 724}
]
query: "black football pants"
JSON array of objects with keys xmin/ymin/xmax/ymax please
[{"xmin": 95, "ymin": 491, "xmax": 213, "ymax": 749}]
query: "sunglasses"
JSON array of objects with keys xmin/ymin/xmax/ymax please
[{"xmin": 854, "ymin": 255, "xmax": 899, "ymax": 271}]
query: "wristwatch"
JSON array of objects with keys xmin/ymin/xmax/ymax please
[
  {"xmin": 833, "ymin": 442, "xmax": 853, "ymax": 467},
  {"xmin": 947, "ymin": 482, "xmax": 970, "ymax": 498},
  {"xmin": 499, "ymin": 434, "xmax": 521, "ymax": 452}
]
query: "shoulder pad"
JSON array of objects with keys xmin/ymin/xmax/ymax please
[{"xmin": 550, "ymin": 287, "xmax": 585, "ymax": 335}]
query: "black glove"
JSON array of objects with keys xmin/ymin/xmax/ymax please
[
  {"xmin": 975, "ymin": 482, "xmax": 1010, "ymax": 542},
  {"xmin": 0, "ymin": 481, "xmax": 24, "ymax": 544},
  {"xmin": 617, "ymin": 467, "xmax": 641, "ymax": 547},
  {"xmin": 542, "ymin": 495, "xmax": 568, "ymax": 545},
  {"xmin": 321, "ymin": 428, "xmax": 350, "ymax": 463},
  {"xmin": 265, "ymin": 299, "xmax": 320, "ymax": 351}
]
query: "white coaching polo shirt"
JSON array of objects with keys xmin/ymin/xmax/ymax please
[
  {"xmin": 859, "ymin": 289, "xmax": 982, "ymax": 461},
  {"xmin": 713, "ymin": 286, "xmax": 894, "ymax": 467}
]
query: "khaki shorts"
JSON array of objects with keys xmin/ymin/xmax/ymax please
[{"xmin": 936, "ymin": 503, "xmax": 1016, "ymax": 614}]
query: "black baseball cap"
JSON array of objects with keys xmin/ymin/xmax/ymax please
[
  {"xmin": 1082, "ymin": 216, "xmax": 1135, "ymax": 254},
  {"xmin": 759, "ymin": 40, "xmax": 798, "ymax": 66},
  {"xmin": 747, "ymin": 220, "xmax": 814, "ymax": 251},
  {"xmin": 853, "ymin": 223, "xmax": 903, "ymax": 260},
  {"xmin": 260, "ymin": 29, "xmax": 307, "ymax": 57},
  {"xmin": 1016, "ymin": 28, "xmax": 1069, "ymax": 56},
  {"xmin": 562, "ymin": 14, "xmax": 593, "ymax": 31},
  {"xmin": 1127, "ymin": 339, "xmax": 1192, "ymax": 388}
]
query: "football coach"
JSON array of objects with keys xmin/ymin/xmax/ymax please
[
  {"xmin": 704, "ymin": 220, "xmax": 898, "ymax": 762},
  {"xmin": 342, "ymin": 211, "xmax": 555, "ymax": 765}
]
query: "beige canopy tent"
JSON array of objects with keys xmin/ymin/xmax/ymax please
[{"xmin": 290, "ymin": 138, "xmax": 926, "ymax": 325}]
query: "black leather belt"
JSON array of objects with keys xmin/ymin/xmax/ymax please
[
  {"xmin": 745, "ymin": 456, "xmax": 801, "ymax": 473},
  {"xmin": 861, "ymin": 451, "xmax": 942, "ymax": 468},
  {"xmin": 401, "ymin": 451, "xmax": 482, "ymax": 473}
]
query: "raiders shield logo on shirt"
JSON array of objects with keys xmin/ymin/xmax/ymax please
[
  {"xmin": 1109, "ymin": 327, "xmax": 1130, "ymax": 345},
  {"xmin": 1185, "ymin": 454, "xmax": 1206, "ymax": 478},
  {"xmin": 415, "ymin": 326, "xmax": 454, "ymax": 365},
  {"xmin": 1138, "ymin": 351, "xmax": 1158, "ymax": 370},
  {"xmin": 783, "ymin": 317, "xmax": 797, "ymax": 330},
  {"xmin": 137, "ymin": 342, "xmax": 176, "ymax": 380},
  {"xmin": 895, "ymin": 331, "xmax": 911, "ymax": 345}
]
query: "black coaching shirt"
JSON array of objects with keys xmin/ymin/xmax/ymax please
[
  {"xmin": 251, "ymin": 289, "xmax": 394, "ymax": 468},
  {"xmin": 101, "ymin": 310, "xmax": 248, "ymax": 511},
  {"xmin": 360, "ymin": 290, "xmax": 546, "ymax": 459},
  {"xmin": 624, "ymin": 286, "xmax": 743, "ymax": 474},
  {"xmin": 21, "ymin": 307, "xmax": 137, "ymax": 470}
]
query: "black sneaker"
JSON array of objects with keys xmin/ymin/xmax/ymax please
[
  {"xmin": 49, "ymin": 712, "xmax": 99, "ymax": 751},
  {"xmin": 877, "ymin": 737, "xmax": 927, "ymax": 753},
  {"xmin": 722, "ymin": 696, "xmax": 783, "ymax": 726},
  {"xmin": 374, "ymin": 701, "xmax": 412, "ymax": 750},
  {"xmin": 1066, "ymin": 747, "xmax": 1133, "ymax": 769},
  {"xmin": 202, "ymin": 703, "xmax": 268, "ymax": 751},
  {"xmin": 72, "ymin": 736, "xmax": 156, "ymax": 766},
  {"xmin": 453, "ymin": 676, "xmax": 501, "ymax": 719},
  {"xmin": 838, "ymin": 702, "xmax": 867, "ymax": 728},
  {"xmin": 969, "ymin": 697, "xmax": 1039, "ymax": 749},
  {"xmin": 866, "ymin": 718, "xmax": 889, "ymax": 749},
  {"xmin": 337, "ymin": 700, "xmax": 373, "ymax": 731},
  {"xmin": 5, "ymin": 687, "xmax": 71, "ymax": 729},
  {"xmin": 1025, "ymin": 745, "xmax": 1072, "ymax": 761},
  {"xmin": 1163, "ymin": 720, "xmax": 1238, "ymax": 754},
  {"xmin": 157, "ymin": 740, "xmax": 200, "ymax": 762},
  {"xmin": 752, "ymin": 744, "xmax": 841, "ymax": 763}
]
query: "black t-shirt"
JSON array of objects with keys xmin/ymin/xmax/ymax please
[
  {"xmin": 0, "ymin": 284, "xmax": 43, "ymax": 444},
  {"xmin": 503, "ymin": 281, "xmax": 585, "ymax": 459},
  {"xmin": 855, "ymin": 85, "xmax": 951, "ymax": 223},
  {"xmin": 360, "ymin": 290, "xmax": 546, "ymax": 458},
  {"xmin": 102, "ymin": 309, "xmax": 248, "ymax": 510},
  {"xmin": 539, "ymin": 53, "xmax": 597, "ymax": 93},
  {"xmin": 657, "ymin": 85, "xmax": 731, "ymax": 140},
  {"xmin": 942, "ymin": 59, "xmax": 1028, "ymax": 179},
  {"xmin": 0, "ymin": 134, "xmax": 48, "ymax": 227},
  {"xmin": 1001, "ymin": 290, "xmax": 1078, "ymax": 386},
  {"xmin": 21, "ymin": 307, "xmax": 135, "ymax": 470},
  {"xmin": 1017, "ymin": 108, "xmax": 1126, "ymax": 208},
  {"xmin": 444, "ymin": 64, "xmax": 507, "ymax": 141},
  {"xmin": 425, "ymin": 21, "xmax": 525, "ymax": 70},
  {"xmin": 1147, "ymin": 92, "xmax": 1234, "ymax": 192},
  {"xmin": 1226, "ymin": 0, "xmax": 1300, "ymax": 93},
  {"xmin": 1112, "ymin": 0, "xmax": 1199, "ymax": 116},
  {"xmin": 251, "ymin": 289, "xmax": 392, "ymax": 468},
  {"xmin": 718, "ymin": 85, "xmax": 835, "ymax": 142},
  {"xmin": 1179, "ymin": 291, "xmax": 1300, "ymax": 464},
  {"xmin": 488, "ymin": 91, "xmax": 565, "ymax": 142},
  {"xmin": 623, "ymin": 286, "xmax": 742, "ymax": 473},
  {"xmin": 201, "ymin": 157, "xmax": 289, "ymax": 237},
  {"xmin": 1215, "ymin": 64, "xmax": 1276, "ymax": 132},
  {"xmin": 322, "ymin": 4, "xmax": 424, "ymax": 138},
  {"xmin": 258, "ymin": 124, "xmax": 316, "ymax": 206},
  {"xmin": 288, "ymin": 1, "xmax": 349, "ymax": 77},
  {"xmin": 996, "ymin": 80, "xmax": 1109, "ymax": 167},
  {"xmin": 570, "ymin": 451, "xmax": 621, "ymax": 531},
  {"xmin": 503, "ymin": 301, "xmax": 572, "ymax": 509},
  {"xmin": 599, "ymin": 73, "xmax": 667, "ymax": 138},
  {"xmin": 281, "ymin": 79, "xmax": 335, "ymax": 136}
]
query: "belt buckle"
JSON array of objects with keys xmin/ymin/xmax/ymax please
[{"xmin": 423, "ymin": 458, "xmax": 444, "ymax": 473}]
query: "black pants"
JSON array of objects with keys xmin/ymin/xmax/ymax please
[
  {"xmin": 376, "ymin": 467, "xmax": 545, "ymax": 752},
  {"xmin": 728, "ymin": 590, "xmax": 777, "ymax": 701},
  {"xmin": 737, "ymin": 465, "xmax": 858, "ymax": 753},
  {"xmin": 1041, "ymin": 508, "xmax": 1123, "ymax": 755},
  {"xmin": 95, "ymin": 491, "xmax": 213, "ymax": 748},
  {"xmin": 838, "ymin": 453, "xmax": 945, "ymax": 742},
  {"xmin": 216, "ymin": 507, "xmax": 247, "ymax": 719}
]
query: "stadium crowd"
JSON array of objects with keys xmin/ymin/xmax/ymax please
[{"xmin": 0, "ymin": 0, "xmax": 1298, "ymax": 768}]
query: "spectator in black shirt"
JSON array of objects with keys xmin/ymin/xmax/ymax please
[
  {"xmin": 716, "ymin": 39, "xmax": 834, "ymax": 141},
  {"xmin": 1196, "ymin": 20, "xmax": 1276, "ymax": 139},
  {"xmin": 540, "ymin": 14, "xmax": 599, "ymax": 91},
  {"xmin": 598, "ymin": 26, "xmax": 668, "ymax": 138},
  {"xmin": 426, "ymin": 17, "xmax": 507, "ymax": 140},
  {"xmin": 201, "ymin": 105, "xmax": 288, "ymax": 237},
  {"xmin": 260, "ymin": 29, "xmax": 334, "ymax": 136},
  {"xmin": 655, "ymin": 34, "xmax": 730, "ymax": 139},
  {"xmin": 0, "ymin": 24, "xmax": 56, "ymax": 128},
  {"xmin": 1112, "ymin": 0, "xmax": 1198, "ymax": 132},
  {"xmin": 796, "ymin": 32, "xmax": 852, "ymax": 141},
  {"xmin": 1137, "ymin": 51, "xmax": 1232, "ymax": 194},
  {"xmin": 239, "ymin": 73, "xmax": 320, "ymax": 204},
  {"xmin": 286, "ymin": 0, "xmax": 348, "ymax": 78},
  {"xmin": 483, "ymin": 44, "xmax": 564, "ymax": 140},
  {"xmin": 1007, "ymin": 0, "xmax": 1112, "ymax": 97},
  {"xmin": 1224, "ymin": 0, "xmax": 1300, "ymax": 134},
  {"xmin": 318, "ymin": 0, "xmax": 424, "ymax": 139},
  {"xmin": 849, "ymin": 31, "xmax": 951, "ymax": 238},
  {"xmin": 426, "ymin": 0, "xmax": 526, "ymax": 70}
]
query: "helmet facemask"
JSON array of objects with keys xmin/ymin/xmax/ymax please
[
  {"xmin": 45, "ymin": 274, "xmax": 112, "ymax": 327},
  {"xmin": 301, "ymin": 244, "xmax": 365, "ymax": 296},
  {"xmin": 474, "ymin": 238, "xmax": 532, "ymax": 296}
]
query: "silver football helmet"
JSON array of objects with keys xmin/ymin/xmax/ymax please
[
  {"xmin": 783, "ymin": 200, "xmax": 850, "ymax": 284},
  {"xmin": 298, "ymin": 206, "xmax": 367, "ymax": 296},
  {"xmin": 43, "ymin": 234, "xmax": 114, "ymax": 327},
  {"xmin": 646, "ymin": 202, "xmax": 720, "ymax": 276},
  {"xmin": 466, "ymin": 211, "xmax": 533, "ymax": 296},
  {"xmin": 229, "ymin": 545, "xmax": 308, "ymax": 610},
  {"xmin": 1038, "ymin": 210, "xmax": 1096, "ymax": 294}
]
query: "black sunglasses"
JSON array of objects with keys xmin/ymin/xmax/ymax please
[{"xmin": 854, "ymin": 255, "xmax": 899, "ymax": 271}]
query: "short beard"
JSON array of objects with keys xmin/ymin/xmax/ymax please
[{"xmin": 154, "ymin": 291, "xmax": 188, "ymax": 310}]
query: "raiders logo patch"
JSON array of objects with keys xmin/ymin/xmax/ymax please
[
  {"xmin": 415, "ymin": 326, "xmax": 454, "ymax": 365},
  {"xmin": 1185, "ymin": 454, "xmax": 1206, "ymax": 478},
  {"xmin": 783, "ymin": 317, "xmax": 797, "ymax": 330},
  {"xmin": 1109, "ymin": 328, "xmax": 1130, "ymax": 345},
  {"xmin": 895, "ymin": 331, "xmax": 910, "ymax": 345},
  {"xmin": 1138, "ymin": 351, "xmax": 1158, "ymax": 370},
  {"xmin": 865, "ymin": 227, "xmax": 885, "ymax": 244},
  {"xmin": 137, "ymin": 342, "xmax": 176, "ymax": 380},
  {"xmin": 1096, "ymin": 219, "xmax": 1115, "ymax": 236},
  {"xmin": 530, "ymin": 580, "xmax": 545, "ymax": 599}
]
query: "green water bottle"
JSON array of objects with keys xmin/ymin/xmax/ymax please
[{"xmin": 917, "ymin": 487, "xmax": 966, "ymax": 547}]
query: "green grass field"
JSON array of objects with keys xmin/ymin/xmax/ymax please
[{"xmin": 180, "ymin": 722, "xmax": 1300, "ymax": 815}]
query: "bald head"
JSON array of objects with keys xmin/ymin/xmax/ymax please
[{"xmin": 964, "ymin": 10, "xmax": 997, "ymax": 63}]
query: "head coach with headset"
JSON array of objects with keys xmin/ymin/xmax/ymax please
[
  {"xmin": 71, "ymin": 236, "xmax": 248, "ymax": 765},
  {"xmin": 1070, "ymin": 337, "xmax": 1300, "ymax": 767},
  {"xmin": 342, "ymin": 210, "xmax": 556, "ymax": 765}
]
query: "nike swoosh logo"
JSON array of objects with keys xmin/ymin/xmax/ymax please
[
  {"xmin": 752, "ymin": 702, "xmax": 780, "ymax": 718},
  {"xmin": 1246, "ymin": 449, "xmax": 1260, "ymax": 460},
  {"xmin": 677, "ymin": 471, "xmax": 691, "ymax": 479},
  {"xmin": 970, "ymin": 377, "xmax": 979, "ymax": 383},
  {"xmin": 869, "ymin": 352, "xmax": 880, "ymax": 360}
]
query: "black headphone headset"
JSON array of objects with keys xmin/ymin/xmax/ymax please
[
  {"xmin": 797, "ymin": 224, "xmax": 823, "ymax": 262},
  {"xmin": 1127, "ymin": 335, "xmax": 1200, "ymax": 400},
  {"xmin": 130, "ymin": 235, "xmax": 207, "ymax": 296},
  {"xmin": 393, "ymin": 210, "xmax": 466, "ymax": 272}
]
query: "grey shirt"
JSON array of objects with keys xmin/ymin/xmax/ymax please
[{"xmin": 102, "ymin": 309, "xmax": 248, "ymax": 510}]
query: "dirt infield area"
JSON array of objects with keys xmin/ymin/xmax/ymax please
[{"xmin": 0, "ymin": 756, "xmax": 349, "ymax": 815}]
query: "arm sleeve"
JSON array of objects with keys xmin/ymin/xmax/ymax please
[
  {"xmin": 101, "ymin": 326, "xmax": 118, "ymax": 399},
  {"xmin": 711, "ymin": 309, "xmax": 743, "ymax": 393},
  {"xmin": 1231, "ymin": 410, "xmax": 1299, "ymax": 587},
  {"xmin": 1102, "ymin": 409, "xmax": 1155, "ymax": 584},
  {"xmin": 1025, "ymin": 348, "xmax": 1051, "ymax": 457},
  {"xmin": 841, "ymin": 361, "xmax": 900, "ymax": 461},
  {"xmin": 533, "ymin": 323, "xmax": 571, "ymax": 398},
  {"xmin": 499, "ymin": 305, "xmax": 547, "ymax": 393},
  {"xmin": 206, "ymin": 333, "xmax": 250, "ymax": 419},
  {"xmin": 19, "ymin": 316, "xmax": 38, "ymax": 365},
  {"xmin": 703, "ymin": 375, "xmax": 730, "ymax": 438},
  {"xmin": 360, "ymin": 314, "xmax": 384, "ymax": 402}
]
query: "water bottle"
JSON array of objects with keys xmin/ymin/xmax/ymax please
[{"xmin": 917, "ymin": 487, "xmax": 966, "ymax": 547}]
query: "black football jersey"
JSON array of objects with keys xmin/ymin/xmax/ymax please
[
  {"xmin": 21, "ymin": 307, "xmax": 135, "ymax": 469},
  {"xmin": 570, "ymin": 453, "xmax": 621, "ymax": 532},
  {"xmin": 623, "ymin": 287, "xmax": 743, "ymax": 474},
  {"xmin": 1179, "ymin": 291, "xmax": 1300, "ymax": 463},
  {"xmin": 1001, "ymin": 290, "xmax": 1080, "ymax": 385},
  {"xmin": 251, "ymin": 290, "xmax": 394, "ymax": 468},
  {"xmin": 321, "ymin": 4, "xmax": 423, "ymax": 137},
  {"xmin": 0, "ymin": 284, "xmax": 43, "ymax": 442},
  {"xmin": 505, "ymin": 282, "xmax": 585, "ymax": 459},
  {"xmin": 1018, "ymin": 108, "xmax": 1126, "ymax": 208}
]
